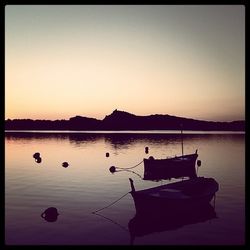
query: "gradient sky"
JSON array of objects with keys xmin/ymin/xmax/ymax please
[{"xmin": 5, "ymin": 5, "xmax": 245, "ymax": 122}]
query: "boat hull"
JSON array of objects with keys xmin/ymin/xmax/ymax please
[
  {"xmin": 143, "ymin": 152, "xmax": 198, "ymax": 180},
  {"xmin": 130, "ymin": 177, "xmax": 219, "ymax": 215}
]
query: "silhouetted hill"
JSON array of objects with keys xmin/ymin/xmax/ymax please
[
  {"xmin": 5, "ymin": 109, "xmax": 245, "ymax": 131},
  {"xmin": 69, "ymin": 116, "xmax": 102, "ymax": 130}
]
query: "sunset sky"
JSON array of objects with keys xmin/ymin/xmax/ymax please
[{"xmin": 5, "ymin": 5, "xmax": 245, "ymax": 122}]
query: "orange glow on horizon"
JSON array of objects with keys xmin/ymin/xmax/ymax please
[{"xmin": 5, "ymin": 5, "xmax": 245, "ymax": 122}]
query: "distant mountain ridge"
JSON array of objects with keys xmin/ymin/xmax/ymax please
[{"xmin": 5, "ymin": 109, "xmax": 245, "ymax": 131}]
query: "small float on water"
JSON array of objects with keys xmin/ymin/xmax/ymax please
[{"xmin": 41, "ymin": 207, "xmax": 59, "ymax": 222}]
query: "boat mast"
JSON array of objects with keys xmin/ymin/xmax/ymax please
[{"xmin": 181, "ymin": 123, "xmax": 183, "ymax": 156}]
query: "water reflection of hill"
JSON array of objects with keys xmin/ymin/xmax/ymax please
[
  {"xmin": 5, "ymin": 131, "xmax": 244, "ymax": 148},
  {"xmin": 5, "ymin": 132, "xmax": 69, "ymax": 141}
]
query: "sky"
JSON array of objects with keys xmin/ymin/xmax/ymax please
[{"xmin": 5, "ymin": 5, "xmax": 245, "ymax": 122}]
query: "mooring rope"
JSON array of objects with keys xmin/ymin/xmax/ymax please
[
  {"xmin": 115, "ymin": 160, "xmax": 144, "ymax": 170},
  {"xmin": 92, "ymin": 191, "xmax": 130, "ymax": 214}
]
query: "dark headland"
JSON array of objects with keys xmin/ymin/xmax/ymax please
[{"xmin": 5, "ymin": 109, "xmax": 245, "ymax": 131}]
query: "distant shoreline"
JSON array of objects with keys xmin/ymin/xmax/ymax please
[{"xmin": 5, "ymin": 110, "xmax": 245, "ymax": 132}]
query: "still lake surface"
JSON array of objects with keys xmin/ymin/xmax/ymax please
[{"xmin": 5, "ymin": 131, "xmax": 245, "ymax": 245}]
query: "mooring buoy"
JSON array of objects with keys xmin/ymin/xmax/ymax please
[
  {"xmin": 197, "ymin": 160, "xmax": 201, "ymax": 167},
  {"xmin": 41, "ymin": 207, "xmax": 59, "ymax": 222},
  {"xmin": 109, "ymin": 166, "xmax": 116, "ymax": 173},
  {"xmin": 62, "ymin": 162, "xmax": 69, "ymax": 168},
  {"xmin": 35, "ymin": 157, "xmax": 42, "ymax": 163},
  {"xmin": 33, "ymin": 152, "xmax": 40, "ymax": 158}
]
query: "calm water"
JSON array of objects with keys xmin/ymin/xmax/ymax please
[{"xmin": 5, "ymin": 131, "xmax": 245, "ymax": 245}]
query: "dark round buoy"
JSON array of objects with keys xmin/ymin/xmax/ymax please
[
  {"xmin": 197, "ymin": 160, "xmax": 201, "ymax": 167},
  {"xmin": 33, "ymin": 152, "xmax": 40, "ymax": 158},
  {"xmin": 106, "ymin": 152, "xmax": 110, "ymax": 157},
  {"xmin": 145, "ymin": 147, "xmax": 149, "ymax": 154},
  {"xmin": 62, "ymin": 162, "xmax": 69, "ymax": 168},
  {"xmin": 109, "ymin": 166, "xmax": 116, "ymax": 173},
  {"xmin": 35, "ymin": 157, "xmax": 42, "ymax": 163},
  {"xmin": 41, "ymin": 207, "xmax": 59, "ymax": 222}
]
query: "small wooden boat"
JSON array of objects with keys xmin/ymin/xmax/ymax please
[
  {"xmin": 143, "ymin": 150, "xmax": 199, "ymax": 180},
  {"xmin": 129, "ymin": 177, "xmax": 219, "ymax": 214}
]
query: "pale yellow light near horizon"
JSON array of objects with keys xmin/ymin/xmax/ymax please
[{"xmin": 5, "ymin": 5, "xmax": 245, "ymax": 122}]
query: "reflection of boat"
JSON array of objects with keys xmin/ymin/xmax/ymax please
[
  {"xmin": 143, "ymin": 150, "xmax": 199, "ymax": 180},
  {"xmin": 129, "ymin": 177, "xmax": 219, "ymax": 214},
  {"xmin": 128, "ymin": 202, "xmax": 217, "ymax": 244}
]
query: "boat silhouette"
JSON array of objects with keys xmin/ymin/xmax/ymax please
[
  {"xmin": 143, "ymin": 150, "xmax": 198, "ymax": 180},
  {"xmin": 143, "ymin": 126, "xmax": 199, "ymax": 181},
  {"xmin": 129, "ymin": 177, "xmax": 219, "ymax": 214}
]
